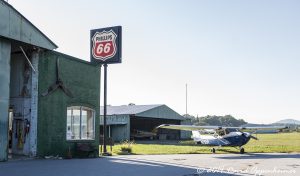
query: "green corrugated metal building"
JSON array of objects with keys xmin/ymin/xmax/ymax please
[
  {"xmin": 100, "ymin": 104, "xmax": 192, "ymax": 142},
  {"xmin": 0, "ymin": 1, "xmax": 100, "ymax": 161}
]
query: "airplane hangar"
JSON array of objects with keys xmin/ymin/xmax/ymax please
[
  {"xmin": 0, "ymin": 1, "xmax": 100, "ymax": 161},
  {"xmin": 100, "ymin": 104, "xmax": 191, "ymax": 142}
]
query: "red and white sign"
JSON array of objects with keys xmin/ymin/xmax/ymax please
[{"xmin": 92, "ymin": 30, "xmax": 117, "ymax": 61}]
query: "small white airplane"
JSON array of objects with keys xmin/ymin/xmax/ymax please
[{"xmin": 156, "ymin": 124, "xmax": 287, "ymax": 154}]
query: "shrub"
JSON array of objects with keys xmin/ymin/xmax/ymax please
[{"xmin": 120, "ymin": 140, "xmax": 134, "ymax": 153}]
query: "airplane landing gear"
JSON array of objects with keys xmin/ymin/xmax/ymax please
[
  {"xmin": 239, "ymin": 147, "xmax": 245, "ymax": 154},
  {"xmin": 211, "ymin": 148, "xmax": 216, "ymax": 153}
]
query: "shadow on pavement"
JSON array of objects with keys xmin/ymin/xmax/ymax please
[
  {"xmin": 0, "ymin": 156, "xmax": 242, "ymax": 176},
  {"xmin": 108, "ymin": 157, "xmax": 244, "ymax": 176},
  {"xmin": 214, "ymin": 153, "xmax": 300, "ymax": 160}
]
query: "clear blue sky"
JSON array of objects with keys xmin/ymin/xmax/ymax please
[{"xmin": 9, "ymin": 0, "xmax": 300, "ymax": 123}]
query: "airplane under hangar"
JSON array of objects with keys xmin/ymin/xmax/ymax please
[{"xmin": 100, "ymin": 104, "xmax": 191, "ymax": 142}]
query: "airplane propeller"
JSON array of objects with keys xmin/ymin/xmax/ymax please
[
  {"xmin": 242, "ymin": 132, "xmax": 258, "ymax": 140},
  {"xmin": 42, "ymin": 58, "xmax": 73, "ymax": 98},
  {"xmin": 249, "ymin": 135, "xmax": 258, "ymax": 140}
]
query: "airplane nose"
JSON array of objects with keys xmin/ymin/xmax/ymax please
[
  {"xmin": 243, "ymin": 132, "xmax": 258, "ymax": 140},
  {"xmin": 243, "ymin": 132, "xmax": 251, "ymax": 137}
]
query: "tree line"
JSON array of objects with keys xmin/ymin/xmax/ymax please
[{"xmin": 184, "ymin": 114, "xmax": 247, "ymax": 127}]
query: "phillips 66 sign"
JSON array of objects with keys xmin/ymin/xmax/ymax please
[{"xmin": 90, "ymin": 26, "xmax": 122, "ymax": 64}]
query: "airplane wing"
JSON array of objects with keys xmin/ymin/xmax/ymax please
[
  {"xmin": 156, "ymin": 124, "xmax": 287, "ymax": 132},
  {"xmin": 238, "ymin": 126, "xmax": 287, "ymax": 131},
  {"xmin": 156, "ymin": 124, "xmax": 221, "ymax": 131}
]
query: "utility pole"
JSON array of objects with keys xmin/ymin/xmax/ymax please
[{"xmin": 185, "ymin": 83, "xmax": 188, "ymax": 117}]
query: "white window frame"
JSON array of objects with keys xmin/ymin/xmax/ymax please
[{"xmin": 66, "ymin": 106, "xmax": 95, "ymax": 141}]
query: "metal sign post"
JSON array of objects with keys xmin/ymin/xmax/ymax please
[
  {"xmin": 103, "ymin": 64, "xmax": 108, "ymax": 153},
  {"xmin": 91, "ymin": 26, "xmax": 122, "ymax": 156}
]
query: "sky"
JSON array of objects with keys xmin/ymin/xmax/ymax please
[{"xmin": 8, "ymin": 0, "xmax": 300, "ymax": 124}]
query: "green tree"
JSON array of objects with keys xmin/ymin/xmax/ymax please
[{"xmin": 188, "ymin": 115, "xmax": 247, "ymax": 126}]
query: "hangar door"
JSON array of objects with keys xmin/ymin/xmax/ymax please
[{"xmin": 130, "ymin": 116, "xmax": 180, "ymax": 140}]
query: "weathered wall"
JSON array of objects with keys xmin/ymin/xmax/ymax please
[
  {"xmin": 111, "ymin": 115, "xmax": 130, "ymax": 142},
  {"xmin": 37, "ymin": 51, "xmax": 100, "ymax": 157},
  {"xmin": 111, "ymin": 124, "xmax": 130, "ymax": 142},
  {"xmin": 29, "ymin": 52, "xmax": 39, "ymax": 156},
  {"xmin": 0, "ymin": 0, "xmax": 57, "ymax": 50},
  {"xmin": 9, "ymin": 53, "xmax": 31, "ymax": 98},
  {"xmin": 0, "ymin": 38, "xmax": 11, "ymax": 161},
  {"xmin": 100, "ymin": 115, "xmax": 128, "ymax": 125},
  {"xmin": 100, "ymin": 115, "xmax": 130, "ymax": 142},
  {"xmin": 180, "ymin": 119, "xmax": 192, "ymax": 140},
  {"xmin": 9, "ymin": 53, "xmax": 32, "ymax": 156}
]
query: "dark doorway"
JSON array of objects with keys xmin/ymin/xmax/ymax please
[{"xmin": 130, "ymin": 116, "xmax": 180, "ymax": 140}]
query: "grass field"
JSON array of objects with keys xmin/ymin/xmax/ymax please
[{"xmin": 111, "ymin": 132, "xmax": 300, "ymax": 155}]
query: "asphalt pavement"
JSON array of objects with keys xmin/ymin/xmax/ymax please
[{"xmin": 0, "ymin": 153, "xmax": 299, "ymax": 176}]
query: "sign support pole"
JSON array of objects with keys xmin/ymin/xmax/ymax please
[
  {"xmin": 103, "ymin": 63, "xmax": 108, "ymax": 154},
  {"xmin": 99, "ymin": 64, "xmax": 102, "ymax": 153},
  {"xmin": 91, "ymin": 26, "xmax": 121, "ymax": 156}
]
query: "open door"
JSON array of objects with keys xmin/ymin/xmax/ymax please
[{"xmin": 8, "ymin": 43, "xmax": 38, "ymax": 158}]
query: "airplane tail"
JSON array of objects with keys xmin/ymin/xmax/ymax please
[{"xmin": 192, "ymin": 131, "xmax": 201, "ymax": 139}]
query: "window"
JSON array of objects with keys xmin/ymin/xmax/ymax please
[{"xmin": 67, "ymin": 106, "xmax": 95, "ymax": 140}]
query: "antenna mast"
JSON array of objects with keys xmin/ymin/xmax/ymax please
[{"xmin": 185, "ymin": 83, "xmax": 188, "ymax": 117}]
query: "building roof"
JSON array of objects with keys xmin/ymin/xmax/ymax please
[
  {"xmin": 0, "ymin": 0, "xmax": 58, "ymax": 50},
  {"xmin": 100, "ymin": 104, "xmax": 185, "ymax": 120},
  {"xmin": 101, "ymin": 104, "xmax": 162, "ymax": 115}
]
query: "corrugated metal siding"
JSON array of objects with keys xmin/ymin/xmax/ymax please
[
  {"xmin": 0, "ymin": 38, "xmax": 11, "ymax": 161},
  {"xmin": 100, "ymin": 115, "xmax": 129, "ymax": 125},
  {"xmin": 110, "ymin": 123, "xmax": 130, "ymax": 142},
  {"xmin": 100, "ymin": 104, "xmax": 162, "ymax": 115},
  {"xmin": 100, "ymin": 105, "xmax": 184, "ymax": 120},
  {"xmin": 0, "ymin": 1, "xmax": 57, "ymax": 50},
  {"xmin": 100, "ymin": 115, "xmax": 130, "ymax": 142}
]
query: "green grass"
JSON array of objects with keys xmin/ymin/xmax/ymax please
[
  {"xmin": 111, "ymin": 132, "xmax": 300, "ymax": 155},
  {"xmin": 243, "ymin": 132, "xmax": 300, "ymax": 153}
]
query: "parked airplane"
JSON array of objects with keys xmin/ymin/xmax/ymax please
[
  {"xmin": 131, "ymin": 129, "xmax": 156, "ymax": 139},
  {"xmin": 156, "ymin": 124, "xmax": 287, "ymax": 154}
]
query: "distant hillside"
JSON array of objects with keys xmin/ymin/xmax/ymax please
[
  {"xmin": 240, "ymin": 123, "xmax": 271, "ymax": 127},
  {"xmin": 190, "ymin": 115, "xmax": 247, "ymax": 127},
  {"xmin": 188, "ymin": 115, "xmax": 300, "ymax": 127},
  {"xmin": 274, "ymin": 119, "xmax": 300, "ymax": 125}
]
